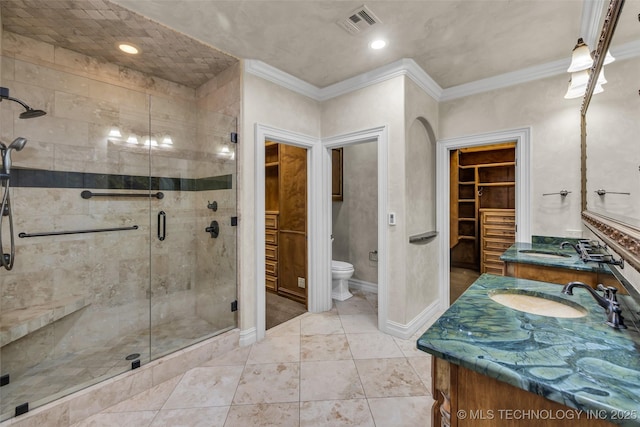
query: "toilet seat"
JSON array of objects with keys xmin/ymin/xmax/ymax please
[{"xmin": 331, "ymin": 260, "xmax": 353, "ymax": 271}]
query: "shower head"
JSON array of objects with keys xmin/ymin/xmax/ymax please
[
  {"xmin": 2, "ymin": 137, "xmax": 27, "ymax": 177},
  {"xmin": 0, "ymin": 87, "xmax": 47, "ymax": 119},
  {"xmin": 8, "ymin": 137, "xmax": 27, "ymax": 151},
  {"xmin": 19, "ymin": 108, "xmax": 47, "ymax": 119}
]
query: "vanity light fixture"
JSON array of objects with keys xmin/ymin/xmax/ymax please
[
  {"xmin": 161, "ymin": 136, "xmax": 173, "ymax": 146},
  {"xmin": 126, "ymin": 135, "xmax": 139, "ymax": 144},
  {"xmin": 370, "ymin": 39, "xmax": 386, "ymax": 50},
  {"xmin": 565, "ymin": 37, "xmax": 609, "ymax": 99},
  {"xmin": 118, "ymin": 43, "xmax": 140, "ymax": 55},
  {"xmin": 108, "ymin": 127, "xmax": 122, "ymax": 138},
  {"xmin": 567, "ymin": 38, "xmax": 593, "ymax": 72}
]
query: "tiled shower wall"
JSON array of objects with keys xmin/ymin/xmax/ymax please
[{"xmin": 0, "ymin": 31, "xmax": 239, "ymax": 377}]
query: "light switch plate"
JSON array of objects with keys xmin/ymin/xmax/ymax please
[{"xmin": 298, "ymin": 277, "xmax": 306, "ymax": 288}]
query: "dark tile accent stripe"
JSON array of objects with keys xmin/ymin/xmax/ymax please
[{"xmin": 11, "ymin": 169, "xmax": 232, "ymax": 191}]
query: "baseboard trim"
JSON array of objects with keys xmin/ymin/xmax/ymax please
[
  {"xmin": 382, "ymin": 299, "xmax": 442, "ymax": 339},
  {"xmin": 239, "ymin": 327, "xmax": 257, "ymax": 346},
  {"xmin": 348, "ymin": 278, "xmax": 378, "ymax": 294}
]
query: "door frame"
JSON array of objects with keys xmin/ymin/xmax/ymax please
[
  {"xmin": 436, "ymin": 127, "xmax": 531, "ymax": 309},
  {"xmin": 255, "ymin": 124, "xmax": 321, "ymax": 341},
  {"xmin": 254, "ymin": 123, "xmax": 389, "ymax": 341},
  {"xmin": 322, "ymin": 126, "xmax": 389, "ymax": 332}
]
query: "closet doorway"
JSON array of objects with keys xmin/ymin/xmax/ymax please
[
  {"xmin": 449, "ymin": 142, "xmax": 516, "ymax": 302},
  {"xmin": 264, "ymin": 141, "xmax": 308, "ymax": 329}
]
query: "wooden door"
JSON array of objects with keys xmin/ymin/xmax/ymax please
[{"xmin": 277, "ymin": 144, "xmax": 307, "ymax": 305}]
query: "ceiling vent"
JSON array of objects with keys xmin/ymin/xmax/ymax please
[{"xmin": 336, "ymin": 5, "xmax": 382, "ymax": 35}]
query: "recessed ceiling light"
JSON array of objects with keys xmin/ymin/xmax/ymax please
[
  {"xmin": 118, "ymin": 43, "xmax": 140, "ymax": 55},
  {"xmin": 370, "ymin": 39, "xmax": 387, "ymax": 50}
]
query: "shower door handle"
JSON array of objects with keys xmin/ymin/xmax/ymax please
[{"xmin": 157, "ymin": 211, "xmax": 166, "ymax": 241}]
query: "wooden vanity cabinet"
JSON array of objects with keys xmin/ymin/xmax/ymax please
[
  {"xmin": 504, "ymin": 262, "xmax": 622, "ymax": 292},
  {"xmin": 432, "ymin": 358, "xmax": 614, "ymax": 427}
]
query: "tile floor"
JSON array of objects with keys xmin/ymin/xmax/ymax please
[
  {"xmin": 1, "ymin": 316, "xmax": 227, "ymax": 418},
  {"xmin": 70, "ymin": 291, "xmax": 436, "ymax": 426}
]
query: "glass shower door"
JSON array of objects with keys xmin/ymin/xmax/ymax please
[{"xmin": 148, "ymin": 96, "xmax": 237, "ymax": 361}]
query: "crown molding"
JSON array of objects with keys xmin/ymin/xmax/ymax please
[
  {"xmin": 244, "ymin": 58, "xmax": 443, "ymax": 102},
  {"xmin": 245, "ymin": 31, "xmax": 640, "ymax": 105},
  {"xmin": 243, "ymin": 59, "xmax": 322, "ymax": 100},
  {"xmin": 439, "ymin": 58, "xmax": 570, "ymax": 102},
  {"xmin": 611, "ymin": 39, "xmax": 640, "ymax": 61},
  {"xmin": 318, "ymin": 58, "xmax": 443, "ymax": 101},
  {"xmin": 582, "ymin": 0, "xmax": 607, "ymax": 47}
]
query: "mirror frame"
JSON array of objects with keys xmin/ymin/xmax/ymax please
[{"xmin": 581, "ymin": 0, "xmax": 640, "ymax": 272}]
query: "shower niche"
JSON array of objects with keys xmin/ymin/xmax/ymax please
[{"xmin": 0, "ymin": 28, "xmax": 239, "ymax": 421}]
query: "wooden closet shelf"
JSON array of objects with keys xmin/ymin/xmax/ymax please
[
  {"xmin": 477, "ymin": 161, "xmax": 515, "ymax": 168},
  {"xmin": 265, "ymin": 162, "xmax": 279, "ymax": 168},
  {"xmin": 459, "ymin": 181, "xmax": 475, "ymax": 185},
  {"xmin": 458, "ymin": 236, "xmax": 476, "ymax": 241},
  {"xmin": 478, "ymin": 181, "xmax": 515, "ymax": 187},
  {"xmin": 458, "ymin": 217, "xmax": 476, "ymax": 222},
  {"xmin": 458, "ymin": 199, "xmax": 475, "ymax": 203}
]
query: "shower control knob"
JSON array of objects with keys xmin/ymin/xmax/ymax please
[{"xmin": 205, "ymin": 221, "xmax": 219, "ymax": 238}]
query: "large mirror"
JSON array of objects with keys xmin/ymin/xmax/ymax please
[{"xmin": 582, "ymin": 0, "xmax": 640, "ymax": 273}]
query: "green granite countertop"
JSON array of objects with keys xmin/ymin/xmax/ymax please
[
  {"xmin": 417, "ymin": 274, "xmax": 640, "ymax": 426},
  {"xmin": 500, "ymin": 242, "xmax": 613, "ymax": 274}
]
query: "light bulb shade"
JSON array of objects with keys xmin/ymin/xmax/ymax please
[
  {"xmin": 564, "ymin": 70, "xmax": 590, "ymax": 99},
  {"xmin": 564, "ymin": 80, "xmax": 586, "ymax": 99},
  {"xmin": 569, "ymin": 69, "xmax": 590, "ymax": 89},
  {"xmin": 567, "ymin": 38, "xmax": 593, "ymax": 72},
  {"xmin": 603, "ymin": 50, "xmax": 615, "ymax": 65}
]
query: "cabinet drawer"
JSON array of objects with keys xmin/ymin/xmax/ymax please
[
  {"xmin": 483, "ymin": 238, "xmax": 513, "ymax": 253},
  {"xmin": 483, "ymin": 214, "xmax": 515, "ymax": 226},
  {"xmin": 483, "ymin": 227, "xmax": 515, "ymax": 239},
  {"xmin": 265, "ymin": 214, "xmax": 278, "ymax": 230},
  {"xmin": 265, "ymin": 245, "xmax": 278, "ymax": 260},
  {"xmin": 484, "ymin": 264, "xmax": 505, "ymax": 275},
  {"xmin": 265, "ymin": 230, "xmax": 278, "ymax": 245},
  {"xmin": 265, "ymin": 260, "xmax": 278, "ymax": 276},
  {"xmin": 266, "ymin": 275, "xmax": 277, "ymax": 291}
]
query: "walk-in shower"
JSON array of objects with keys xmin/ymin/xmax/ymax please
[{"xmin": 0, "ymin": 60, "xmax": 238, "ymax": 421}]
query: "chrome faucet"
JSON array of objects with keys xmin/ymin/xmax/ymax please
[{"xmin": 561, "ymin": 281, "xmax": 626, "ymax": 329}]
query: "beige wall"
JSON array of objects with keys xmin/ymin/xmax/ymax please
[
  {"xmin": 323, "ymin": 76, "xmax": 417, "ymax": 325},
  {"xmin": 239, "ymin": 70, "xmax": 321, "ymax": 334},
  {"xmin": 404, "ymin": 78, "xmax": 440, "ymax": 321},
  {"xmin": 332, "ymin": 141, "xmax": 378, "ymax": 285},
  {"xmin": 439, "ymin": 73, "xmax": 583, "ymax": 237}
]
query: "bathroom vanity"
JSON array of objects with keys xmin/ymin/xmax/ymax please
[
  {"xmin": 418, "ymin": 274, "xmax": 640, "ymax": 426},
  {"xmin": 500, "ymin": 241, "xmax": 621, "ymax": 290}
]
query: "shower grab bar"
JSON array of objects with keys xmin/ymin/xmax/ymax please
[
  {"xmin": 19, "ymin": 225, "xmax": 138, "ymax": 238},
  {"xmin": 81, "ymin": 190, "xmax": 164, "ymax": 199}
]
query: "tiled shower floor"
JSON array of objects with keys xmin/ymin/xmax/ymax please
[{"xmin": 1, "ymin": 316, "xmax": 226, "ymax": 419}]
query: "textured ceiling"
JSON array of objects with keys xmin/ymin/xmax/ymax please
[
  {"xmin": 0, "ymin": 0, "xmax": 238, "ymax": 89},
  {"xmin": 3, "ymin": 1, "xmax": 633, "ymax": 91},
  {"xmin": 109, "ymin": 0, "xmax": 584, "ymax": 89}
]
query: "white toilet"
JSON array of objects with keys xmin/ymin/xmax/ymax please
[{"xmin": 331, "ymin": 260, "xmax": 355, "ymax": 301}]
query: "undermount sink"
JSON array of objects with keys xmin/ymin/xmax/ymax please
[
  {"xmin": 518, "ymin": 249, "xmax": 571, "ymax": 259},
  {"xmin": 488, "ymin": 289, "xmax": 588, "ymax": 318}
]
